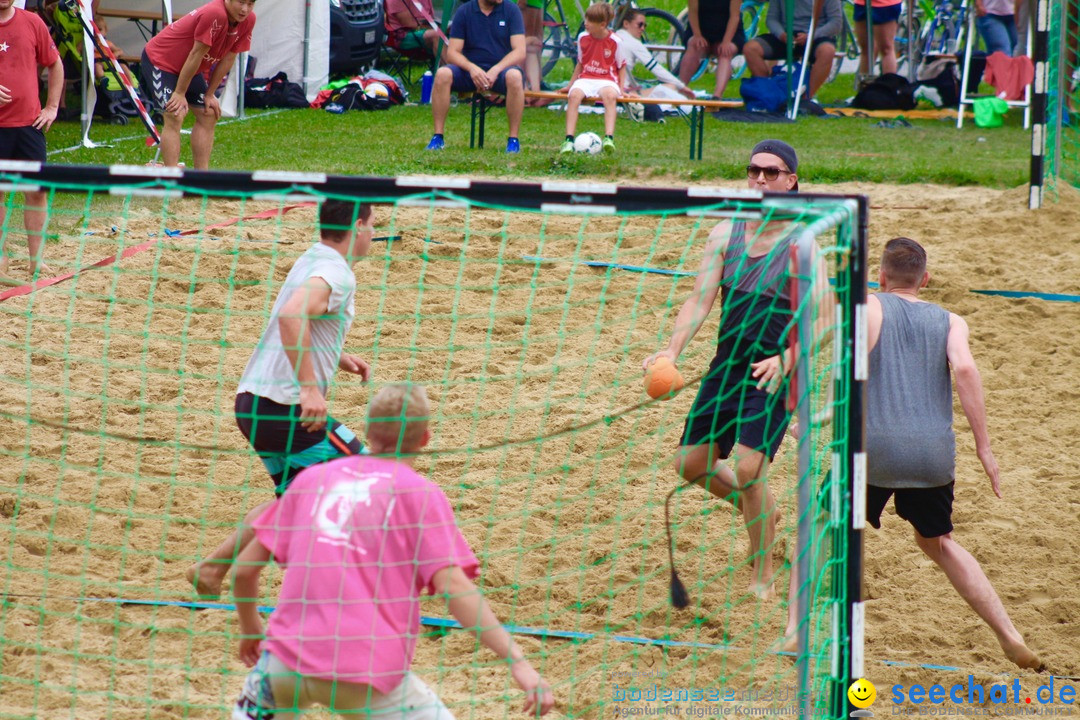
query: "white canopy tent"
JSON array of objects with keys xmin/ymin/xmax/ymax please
[{"xmin": 71, "ymin": 0, "xmax": 328, "ymax": 148}]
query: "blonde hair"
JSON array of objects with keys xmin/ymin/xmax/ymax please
[
  {"xmin": 585, "ymin": 2, "xmax": 615, "ymax": 25},
  {"xmin": 366, "ymin": 384, "xmax": 430, "ymax": 452}
]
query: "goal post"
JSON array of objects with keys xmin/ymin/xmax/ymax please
[{"xmin": 0, "ymin": 162, "xmax": 867, "ymax": 720}]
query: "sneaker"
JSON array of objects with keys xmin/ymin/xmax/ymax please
[
  {"xmin": 560, "ymin": 139, "xmax": 574, "ymax": 154},
  {"xmin": 426, "ymin": 134, "xmax": 445, "ymax": 151},
  {"xmin": 506, "ymin": 137, "xmax": 520, "ymax": 153},
  {"xmin": 602, "ymin": 136, "xmax": 615, "ymax": 153}
]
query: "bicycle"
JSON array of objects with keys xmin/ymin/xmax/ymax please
[
  {"xmin": 540, "ymin": 0, "xmax": 688, "ymax": 83},
  {"xmin": 917, "ymin": 0, "xmax": 968, "ymax": 57}
]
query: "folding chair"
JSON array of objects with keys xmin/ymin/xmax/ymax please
[{"xmin": 957, "ymin": 11, "xmax": 1033, "ymax": 128}]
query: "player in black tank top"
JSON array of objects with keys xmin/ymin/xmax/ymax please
[{"xmin": 643, "ymin": 141, "xmax": 815, "ymax": 603}]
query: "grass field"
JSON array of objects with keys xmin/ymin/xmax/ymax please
[{"xmin": 43, "ymin": 75, "xmax": 1033, "ymax": 187}]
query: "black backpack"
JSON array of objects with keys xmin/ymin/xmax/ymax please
[
  {"xmin": 916, "ymin": 59, "xmax": 961, "ymax": 107},
  {"xmin": 244, "ymin": 72, "xmax": 309, "ymax": 109},
  {"xmin": 851, "ymin": 73, "xmax": 918, "ymax": 111}
]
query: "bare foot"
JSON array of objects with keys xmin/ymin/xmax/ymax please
[
  {"xmin": 1002, "ymin": 638, "xmax": 1044, "ymax": 671},
  {"xmin": 0, "ymin": 271, "xmax": 20, "ymax": 286},
  {"xmin": 186, "ymin": 561, "xmax": 226, "ymax": 599},
  {"xmin": 30, "ymin": 263, "xmax": 55, "ymax": 280},
  {"xmin": 778, "ymin": 631, "xmax": 798, "ymax": 654},
  {"xmin": 750, "ymin": 580, "xmax": 776, "ymax": 600}
]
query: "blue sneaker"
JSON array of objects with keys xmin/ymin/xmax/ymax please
[
  {"xmin": 426, "ymin": 134, "xmax": 445, "ymax": 151},
  {"xmin": 506, "ymin": 137, "xmax": 520, "ymax": 153}
]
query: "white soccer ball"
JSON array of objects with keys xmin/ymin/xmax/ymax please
[
  {"xmin": 364, "ymin": 81, "xmax": 390, "ymax": 100},
  {"xmin": 573, "ymin": 132, "xmax": 603, "ymax": 155}
]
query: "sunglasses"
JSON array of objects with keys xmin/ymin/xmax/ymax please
[
  {"xmin": 746, "ymin": 164, "xmax": 790, "ymax": 181},
  {"xmin": 635, "ymin": 20, "xmax": 646, "ymax": 27}
]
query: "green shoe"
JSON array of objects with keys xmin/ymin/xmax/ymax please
[
  {"xmin": 560, "ymin": 139, "xmax": 574, "ymax": 154},
  {"xmin": 602, "ymin": 136, "xmax": 615, "ymax": 153}
]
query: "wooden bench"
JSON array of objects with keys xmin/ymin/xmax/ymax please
[
  {"xmin": 468, "ymin": 90, "xmax": 742, "ymax": 160},
  {"xmin": 97, "ymin": 7, "xmax": 163, "ymax": 41}
]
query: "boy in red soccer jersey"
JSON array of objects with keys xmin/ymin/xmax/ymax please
[
  {"xmin": 559, "ymin": 2, "xmax": 632, "ymax": 154},
  {"xmin": 140, "ymin": 0, "xmax": 256, "ymax": 169},
  {"xmin": 0, "ymin": 0, "xmax": 63, "ymax": 282}
]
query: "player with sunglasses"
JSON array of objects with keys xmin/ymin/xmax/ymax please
[{"xmin": 643, "ymin": 139, "xmax": 830, "ymax": 601}]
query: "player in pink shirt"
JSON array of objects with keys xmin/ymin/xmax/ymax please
[
  {"xmin": 140, "ymin": 0, "xmax": 256, "ymax": 169},
  {"xmin": 558, "ymin": 2, "xmax": 633, "ymax": 154},
  {"xmin": 231, "ymin": 384, "xmax": 555, "ymax": 719},
  {"xmin": 0, "ymin": 0, "xmax": 63, "ymax": 282}
]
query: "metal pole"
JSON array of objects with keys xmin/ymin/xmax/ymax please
[{"xmin": 906, "ymin": 0, "xmax": 915, "ymax": 80}]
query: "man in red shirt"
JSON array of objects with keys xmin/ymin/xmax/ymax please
[
  {"xmin": 140, "ymin": 0, "xmax": 256, "ymax": 169},
  {"xmin": 0, "ymin": 0, "xmax": 63, "ymax": 282}
]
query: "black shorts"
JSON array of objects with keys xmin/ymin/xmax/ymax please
[
  {"xmin": 701, "ymin": 22, "xmax": 747, "ymax": 50},
  {"xmin": 680, "ymin": 356, "xmax": 790, "ymax": 461},
  {"xmin": 852, "ymin": 2, "xmax": 902, "ymax": 24},
  {"xmin": 235, "ymin": 392, "xmax": 364, "ymax": 496},
  {"xmin": 866, "ymin": 482, "xmax": 954, "ymax": 538},
  {"xmin": 449, "ymin": 64, "xmax": 524, "ymax": 94},
  {"xmin": 0, "ymin": 126, "xmax": 47, "ymax": 162},
  {"xmin": 140, "ymin": 49, "xmax": 209, "ymax": 110},
  {"xmin": 754, "ymin": 33, "xmax": 837, "ymax": 63}
]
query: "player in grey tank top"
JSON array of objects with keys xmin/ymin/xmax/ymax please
[
  {"xmin": 866, "ymin": 292, "xmax": 956, "ymax": 488},
  {"xmin": 861, "ymin": 237, "xmax": 1041, "ymax": 671}
]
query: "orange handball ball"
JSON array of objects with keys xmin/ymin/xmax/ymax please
[{"xmin": 645, "ymin": 356, "xmax": 685, "ymax": 399}]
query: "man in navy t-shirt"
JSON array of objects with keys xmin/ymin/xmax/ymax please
[{"xmin": 427, "ymin": 0, "xmax": 526, "ymax": 153}]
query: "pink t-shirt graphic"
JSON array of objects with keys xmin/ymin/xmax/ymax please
[{"xmin": 253, "ymin": 456, "xmax": 479, "ymax": 692}]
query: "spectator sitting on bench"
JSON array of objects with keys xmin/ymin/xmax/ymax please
[
  {"xmin": 677, "ymin": 0, "xmax": 746, "ymax": 99},
  {"xmin": 559, "ymin": 2, "xmax": 633, "ymax": 154},
  {"xmin": 384, "ymin": 0, "xmax": 440, "ymax": 59},
  {"xmin": 744, "ymin": 0, "xmax": 842, "ymax": 101},
  {"xmin": 426, "ymin": 0, "xmax": 525, "ymax": 153},
  {"xmin": 616, "ymin": 9, "xmax": 695, "ymax": 99}
]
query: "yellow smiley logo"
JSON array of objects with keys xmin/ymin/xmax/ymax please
[{"xmin": 848, "ymin": 678, "xmax": 877, "ymax": 709}]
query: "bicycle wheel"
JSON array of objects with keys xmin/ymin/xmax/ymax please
[
  {"xmin": 895, "ymin": 10, "xmax": 923, "ymax": 73},
  {"xmin": 733, "ymin": 0, "xmax": 767, "ymax": 79},
  {"xmin": 541, "ymin": 10, "xmax": 570, "ymax": 77},
  {"xmin": 636, "ymin": 8, "xmax": 689, "ymax": 81}
]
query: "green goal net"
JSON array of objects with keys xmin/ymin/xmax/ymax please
[
  {"xmin": 1035, "ymin": 0, "xmax": 1080, "ymax": 203},
  {"xmin": 0, "ymin": 165, "xmax": 866, "ymax": 720}
]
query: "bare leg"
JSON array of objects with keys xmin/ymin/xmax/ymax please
[
  {"xmin": 0, "ymin": 194, "xmax": 13, "ymax": 283},
  {"xmin": 808, "ymin": 43, "xmax": 836, "ymax": 99},
  {"xmin": 675, "ymin": 442, "xmax": 740, "ymax": 505},
  {"xmin": 781, "ymin": 555, "xmax": 799, "ymax": 652},
  {"xmin": 714, "ymin": 56, "xmax": 734, "ymax": 98},
  {"xmin": 23, "ymin": 190, "xmax": 53, "ymax": 278},
  {"xmin": 855, "ymin": 19, "xmax": 871, "ymax": 74},
  {"xmin": 914, "ymin": 531, "xmax": 1042, "ymax": 670},
  {"xmin": 432, "ymin": 66, "xmax": 454, "ymax": 134},
  {"xmin": 190, "ymin": 106, "xmax": 218, "ymax": 171},
  {"xmin": 565, "ymin": 88, "xmax": 584, "ymax": 136},
  {"xmin": 733, "ymin": 445, "xmax": 777, "ymax": 598},
  {"xmin": 679, "ymin": 42, "xmax": 707, "ymax": 85},
  {"xmin": 160, "ymin": 109, "xmax": 184, "ymax": 167},
  {"xmin": 504, "ymin": 68, "xmax": 525, "ymax": 137},
  {"xmin": 599, "ymin": 87, "xmax": 618, "ymax": 136},
  {"xmin": 744, "ymin": 39, "xmax": 771, "ymax": 78},
  {"xmin": 186, "ymin": 500, "xmax": 273, "ymax": 598},
  {"xmin": 875, "ymin": 22, "xmax": 898, "ymax": 74}
]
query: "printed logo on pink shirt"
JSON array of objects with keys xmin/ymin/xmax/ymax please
[{"xmin": 313, "ymin": 472, "xmax": 387, "ymax": 552}]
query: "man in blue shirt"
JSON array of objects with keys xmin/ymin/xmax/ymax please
[{"xmin": 427, "ymin": 0, "xmax": 526, "ymax": 153}]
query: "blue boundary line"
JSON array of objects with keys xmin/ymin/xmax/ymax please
[
  {"xmin": 520, "ymin": 258, "xmax": 1080, "ymax": 304},
  {"xmin": 971, "ymin": 289, "xmax": 1080, "ymax": 303},
  {"xmin": 20, "ymin": 596, "xmax": 1072, "ymax": 679}
]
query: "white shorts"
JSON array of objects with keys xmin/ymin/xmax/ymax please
[
  {"xmin": 234, "ymin": 651, "xmax": 456, "ymax": 720},
  {"xmin": 569, "ymin": 77, "xmax": 620, "ymax": 98}
]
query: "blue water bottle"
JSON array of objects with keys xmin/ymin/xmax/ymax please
[{"xmin": 420, "ymin": 71, "xmax": 434, "ymax": 104}]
